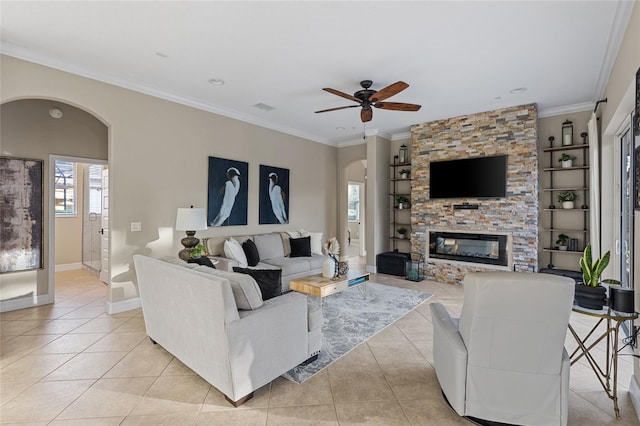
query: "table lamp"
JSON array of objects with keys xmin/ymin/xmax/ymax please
[{"xmin": 175, "ymin": 206, "xmax": 208, "ymax": 260}]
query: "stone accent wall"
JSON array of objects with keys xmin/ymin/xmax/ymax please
[{"xmin": 410, "ymin": 104, "xmax": 539, "ymax": 284}]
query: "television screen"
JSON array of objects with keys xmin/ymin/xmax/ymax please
[{"xmin": 429, "ymin": 155, "xmax": 507, "ymax": 199}]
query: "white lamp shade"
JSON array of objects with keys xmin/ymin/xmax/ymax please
[{"xmin": 175, "ymin": 208, "xmax": 208, "ymax": 231}]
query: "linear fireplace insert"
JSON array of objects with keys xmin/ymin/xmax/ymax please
[{"xmin": 428, "ymin": 231, "xmax": 509, "ymax": 267}]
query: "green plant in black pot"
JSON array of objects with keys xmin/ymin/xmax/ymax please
[{"xmin": 574, "ymin": 243, "xmax": 620, "ymax": 310}]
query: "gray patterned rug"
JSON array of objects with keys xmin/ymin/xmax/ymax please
[{"xmin": 282, "ymin": 281, "xmax": 432, "ymax": 384}]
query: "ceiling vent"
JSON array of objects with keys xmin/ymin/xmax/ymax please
[{"xmin": 253, "ymin": 103, "xmax": 275, "ymax": 112}]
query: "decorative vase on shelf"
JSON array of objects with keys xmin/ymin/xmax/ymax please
[
  {"xmin": 322, "ymin": 257, "xmax": 335, "ymax": 278},
  {"xmin": 561, "ymin": 160, "xmax": 573, "ymax": 168}
]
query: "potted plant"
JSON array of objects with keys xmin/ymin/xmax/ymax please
[
  {"xmin": 558, "ymin": 153, "xmax": 576, "ymax": 168},
  {"xmin": 395, "ymin": 195, "xmax": 409, "ymax": 209},
  {"xmin": 575, "ymin": 243, "xmax": 621, "ymax": 310},
  {"xmin": 189, "ymin": 243, "xmax": 207, "ymax": 259},
  {"xmin": 397, "ymin": 227, "xmax": 408, "ymax": 239},
  {"xmin": 555, "ymin": 234, "xmax": 569, "ymax": 250},
  {"xmin": 557, "ymin": 191, "xmax": 577, "ymax": 209},
  {"xmin": 399, "ymin": 169, "xmax": 410, "ymax": 179}
]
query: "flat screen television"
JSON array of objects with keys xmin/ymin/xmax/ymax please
[{"xmin": 429, "ymin": 154, "xmax": 507, "ymax": 199}]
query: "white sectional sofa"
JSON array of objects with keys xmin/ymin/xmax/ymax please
[
  {"xmin": 133, "ymin": 255, "xmax": 322, "ymax": 406},
  {"xmin": 204, "ymin": 231, "xmax": 327, "ymax": 292}
]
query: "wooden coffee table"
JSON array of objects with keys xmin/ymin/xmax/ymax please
[{"xmin": 290, "ymin": 271, "xmax": 370, "ymax": 307}]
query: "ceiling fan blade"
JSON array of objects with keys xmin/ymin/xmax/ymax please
[
  {"xmin": 315, "ymin": 105, "xmax": 360, "ymax": 113},
  {"xmin": 361, "ymin": 108, "xmax": 373, "ymax": 122},
  {"xmin": 323, "ymin": 88, "xmax": 361, "ymax": 103},
  {"xmin": 368, "ymin": 81, "xmax": 409, "ymax": 102},
  {"xmin": 374, "ymin": 102, "xmax": 422, "ymax": 111}
]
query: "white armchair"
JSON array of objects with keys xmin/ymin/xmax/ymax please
[{"xmin": 430, "ymin": 271, "xmax": 575, "ymax": 426}]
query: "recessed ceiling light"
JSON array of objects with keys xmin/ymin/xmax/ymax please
[
  {"xmin": 510, "ymin": 87, "xmax": 527, "ymax": 94},
  {"xmin": 208, "ymin": 78, "xmax": 225, "ymax": 86},
  {"xmin": 336, "ymin": 126, "xmax": 346, "ymax": 131}
]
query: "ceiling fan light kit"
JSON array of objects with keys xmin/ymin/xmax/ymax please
[{"xmin": 315, "ymin": 80, "xmax": 422, "ymax": 123}]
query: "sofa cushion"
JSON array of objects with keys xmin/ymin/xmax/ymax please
[
  {"xmin": 242, "ymin": 239, "xmax": 260, "ymax": 267},
  {"xmin": 290, "ymin": 236, "xmax": 312, "ymax": 257},
  {"xmin": 192, "ymin": 265, "xmax": 263, "ymax": 310},
  {"xmin": 233, "ymin": 267, "xmax": 282, "ymax": 301},
  {"xmin": 254, "ymin": 233, "xmax": 285, "ymax": 260},
  {"xmin": 262, "ymin": 257, "xmax": 310, "ymax": 276},
  {"xmin": 224, "ymin": 237, "xmax": 248, "ymax": 268},
  {"xmin": 307, "ymin": 254, "xmax": 328, "ymax": 270}
]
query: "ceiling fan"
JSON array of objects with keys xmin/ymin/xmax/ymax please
[{"xmin": 315, "ymin": 80, "xmax": 421, "ymax": 123}]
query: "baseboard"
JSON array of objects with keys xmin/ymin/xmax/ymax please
[
  {"xmin": 0, "ymin": 293, "xmax": 54, "ymax": 313},
  {"xmin": 366, "ymin": 264, "xmax": 377, "ymax": 273},
  {"xmin": 107, "ymin": 297, "xmax": 141, "ymax": 314},
  {"xmin": 629, "ymin": 375, "xmax": 640, "ymax": 422},
  {"xmin": 55, "ymin": 263, "xmax": 83, "ymax": 271}
]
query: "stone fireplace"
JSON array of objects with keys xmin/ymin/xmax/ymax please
[{"xmin": 410, "ymin": 103, "xmax": 538, "ymax": 284}]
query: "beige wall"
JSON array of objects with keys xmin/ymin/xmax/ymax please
[
  {"xmin": 1, "ymin": 99, "xmax": 107, "ymax": 302},
  {"xmin": 1, "ymin": 55, "xmax": 337, "ymax": 310}
]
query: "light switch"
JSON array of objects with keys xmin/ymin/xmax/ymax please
[{"xmin": 131, "ymin": 222, "xmax": 142, "ymax": 232}]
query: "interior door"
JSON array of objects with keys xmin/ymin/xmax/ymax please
[{"xmin": 99, "ymin": 168, "xmax": 110, "ymax": 284}]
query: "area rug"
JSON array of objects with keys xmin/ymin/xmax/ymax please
[{"xmin": 282, "ymin": 281, "xmax": 432, "ymax": 384}]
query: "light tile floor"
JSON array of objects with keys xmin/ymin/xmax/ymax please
[{"xmin": 1, "ymin": 263, "xmax": 639, "ymax": 425}]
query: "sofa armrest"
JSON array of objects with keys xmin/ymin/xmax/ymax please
[
  {"xmin": 209, "ymin": 256, "xmax": 239, "ymax": 272},
  {"xmin": 430, "ymin": 302, "xmax": 468, "ymax": 416},
  {"xmin": 224, "ymin": 292, "xmax": 309, "ymax": 400}
]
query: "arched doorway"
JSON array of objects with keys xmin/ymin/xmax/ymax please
[{"xmin": 0, "ymin": 99, "xmax": 109, "ymax": 312}]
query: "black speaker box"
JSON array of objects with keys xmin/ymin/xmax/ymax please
[
  {"xmin": 609, "ymin": 287, "xmax": 635, "ymax": 313},
  {"xmin": 376, "ymin": 251, "xmax": 410, "ymax": 276}
]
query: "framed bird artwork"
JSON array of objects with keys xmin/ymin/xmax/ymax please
[
  {"xmin": 207, "ymin": 156, "xmax": 248, "ymax": 226},
  {"xmin": 259, "ymin": 164, "xmax": 290, "ymax": 224}
]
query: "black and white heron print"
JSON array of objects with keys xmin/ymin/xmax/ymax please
[
  {"xmin": 207, "ymin": 157, "xmax": 248, "ymax": 226},
  {"xmin": 259, "ymin": 165, "xmax": 289, "ymax": 224}
]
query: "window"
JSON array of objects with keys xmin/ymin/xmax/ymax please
[
  {"xmin": 54, "ymin": 160, "xmax": 76, "ymax": 216},
  {"xmin": 348, "ymin": 183, "xmax": 360, "ymax": 222}
]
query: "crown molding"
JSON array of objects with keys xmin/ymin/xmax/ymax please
[
  {"xmin": 392, "ymin": 131, "xmax": 411, "ymax": 141},
  {"xmin": 538, "ymin": 102, "xmax": 594, "ymax": 118},
  {"xmin": 0, "ymin": 43, "xmax": 334, "ymax": 146}
]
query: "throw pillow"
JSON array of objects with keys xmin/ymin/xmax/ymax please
[
  {"xmin": 224, "ymin": 237, "xmax": 248, "ymax": 268},
  {"xmin": 242, "ymin": 239, "xmax": 260, "ymax": 267},
  {"xmin": 290, "ymin": 236, "xmax": 312, "ymax": 257},
  {"xmin": 309, "ymin": 232, "xmax": 323, "ymax": 255},
  {"xmin": 187, "ymin": 256, "xmax": 216, "ymax": 268},
  {"xmin": 233, "ymin": 267, "xmax": 282, "ymax": 301}
]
